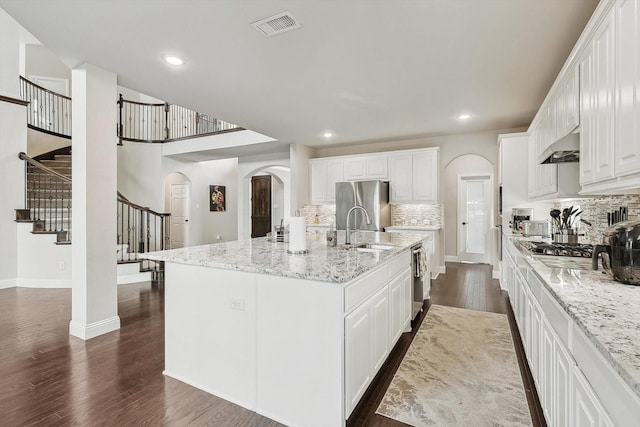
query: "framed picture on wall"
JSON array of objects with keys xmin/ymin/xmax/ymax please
[{"xmin": 210, "ymin": 185, "xmax": 226, "ymax": 212}]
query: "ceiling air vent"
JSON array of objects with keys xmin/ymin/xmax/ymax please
[{"xmin": 251, "ymin": 11, "xmax": 302, "ymax": 37}]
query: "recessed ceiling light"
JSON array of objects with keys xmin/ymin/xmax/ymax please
[
  {"xmin": 323, "ymin": 132, "xmax": 333, "ymax": 138},
  {"xmin": 457, "ymin": 113, "xmax": 472, "ymax": 120},
  {"xmin": 163, "ymin": 55, "xmax": 184, "ymax": 65}
]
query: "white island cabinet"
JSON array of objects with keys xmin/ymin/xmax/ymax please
[{"xmin": 144, "ymin": 231, "xmax": 420, "ymax": 427}]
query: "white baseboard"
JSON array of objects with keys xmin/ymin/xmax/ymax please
[
  {"xmin": 444, "ymin": 255, "xmax": 459, "ymax": 263},
  {"xmin": 117, "ymin": 272, "xmax": 152, "ymax": 285},
  {"xmin": 69, "ymin": 316, "xmax": 120, "ymax": 340},
  {"xmin": 492, "ymin": 269, "xmax": 501, "ymax": 280},
  {"xmin": 0, "ymin": 279, "xmax": 16, "ymax": 289},
  {"xmin": 17, "ymin": 278, "xmax": 72, "ymax": 288}
]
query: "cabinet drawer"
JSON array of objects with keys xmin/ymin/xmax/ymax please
[
  {"xmin": 526, "ymin": 270, "xmax": 543, "ymax": 304},
  {"xmin": 387, "ymin": 251, "xmax": 410, "ymax": 278},
  {"xmin": 541, "ymin": 287, "xmax": 571, "ymax": 349},
  {"xmin": 344, "ymin": 266, "xmax": 387, "ymax": 314}
]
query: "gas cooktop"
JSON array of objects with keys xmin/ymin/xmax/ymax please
[{"xmin": 520, "ymin": 241, "xmax": 593, "ymax": 258}]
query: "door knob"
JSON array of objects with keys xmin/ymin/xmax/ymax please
[
  {"xmin": 185, "ymin": 219, "xmax": 189, "ymax": 222},
  {"xmin": 462, "ymin": 222, "xmax": 467, "ymax": 225}
]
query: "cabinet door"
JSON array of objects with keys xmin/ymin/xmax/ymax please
[
  {"xmin": 530, "ymin": 298, "xmax": 542, "ymax": 387},
  {"xmin": 541, "ymin": 319, "xmax": 555, "ymax": 426},
  {"xmin": 366, "ymin": 156, "xmax": 388, "ymax": 179},
  {"xmin": 389, "ymin": 154, "xmax": 413, "ymax": 202},
  {"xmin": 565, "ymin": 66, "xmax": 580, "ymax": 133},
  {"xmin": 401, "ymin": 268, "xmax": 412, "ymax": 331},
  {"xmin": 344, "ymin": 157, "xmax": 366, "ymax": 181},
  {"xmin": 310, "ymin": 160, "xmax": 328, "ymax": 204},
  {"xmin": 370, "ymin": 286, "xmax": 389, "ymax": 373},
  {"xmin": 573, "ymin": 367, "xmax": 602, "ymax": 427},
  {"xmin": 326, "ymin": 159, "xmax": 344, "ymax": 203},
  {"xmin": 388, "ymin": 275, "xmax": 404, "ymax": 346},
  {"xmin": 412, "ymin": 151, "xmax": 438, "ymax": 202},
  {"xmin": 615, "ymin": 0, "xmax": 640, "ymax": 176},
  {"xmin": 580, "ymin": 43, "xmax": 596, "ymax": 184},
  {"xmin": 345, "ymin": 301, "xmax": 372, "ymax": 416},
  {"xmin": 593, "ymin": 11, "xmax": 616, "ymax": 182},
  {"xmin": 555, "ymin": 336, "xmax": 573, "ymax": 427}
]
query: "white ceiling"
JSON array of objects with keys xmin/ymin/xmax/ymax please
[{"xmin": 0, "ymin": 0, "xmax": 599, "ymax": 149}]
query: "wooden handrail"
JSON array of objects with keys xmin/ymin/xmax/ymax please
[
  {"xmin": 0, "ymin": 94, "xmax": 29, "ymax": 106},
  {"xmin": 18, "ymin": 152, "xmax": 71, "ymax": 183},
  {"xmin": 117, "ymin": 194, "xmax": 170, "ymax": 217},
  {"xmin": 19, "ymin": 76, "xmax": 71, "ymax": 100},
  {"xmin": 117, "ymin": 97, "xmax": 165, "ymax": 107}
]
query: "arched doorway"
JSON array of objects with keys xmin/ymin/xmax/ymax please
[
  {"xmin": 163, "ymin": 172, "xmax": 191, "ymax": 248},
  {"xmin": 239, "ymin": 166, "xmax": 290, "ymax": 240},
  {"xmin": 444, "ymin": 154, "xmax": 494, "ymax": 265}
]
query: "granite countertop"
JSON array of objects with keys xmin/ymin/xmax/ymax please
[
  {"xmin": 385, "ymin": 225, "xmax": 441, "ymax": 231},
  {"xmin": 142, "ymin": 231, "xmax": 424, "ymax": 284},
  {"xmin": 509, "ymin": 237, "xmax": 640, "ymax": 399}
]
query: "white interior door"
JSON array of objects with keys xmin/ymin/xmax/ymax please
[
  {"xmin": 171, "ymin": 184, "xmax": 190, "ymax": 248},
  {"xmin": 458, "ymin": 175, "xmax": 492, "ymax": 264}
]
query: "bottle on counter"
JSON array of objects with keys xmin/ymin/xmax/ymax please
[
  {"xmin": 314, "ymin": 213, "xmax": 320, "ymax": 224},
  {"xmin": 327, "ymin": 222, "xmax": 337, "ymax": 247}
]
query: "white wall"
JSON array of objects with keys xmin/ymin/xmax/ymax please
[
  {"xmin": 25, "ymin": 44, "xmax": 71, "ymax": 90},
  {"xmin": 118, "ymin": 142, "xmax": 239, "ymax": 245},
  {"xmin": 16, "ymin": 223, "xmax": 71, "ymax": 287},
  {"xmin": 0, "ymin": 9, "xmax": 27, "ymax": 288}
]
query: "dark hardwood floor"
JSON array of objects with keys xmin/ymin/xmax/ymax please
[{"xmin": 0, "ymin": 262, "xmax": 544, "ymax": 426}]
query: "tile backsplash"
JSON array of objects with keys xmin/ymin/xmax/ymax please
[
  {"xmin": 390, "ymin": 204, "xmax": 442, "ymax": 228},
  {"xmin": 553, "ymin": 194, "xmax": 640, "ymax": 244},
  {"xmin": 300, "ymin": 203, "xmax": 442, "ymax": 228}
]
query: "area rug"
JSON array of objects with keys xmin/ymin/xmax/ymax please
[{"xmin": 375, "ymin": 304, "xmax": 532, "ymax": 426}]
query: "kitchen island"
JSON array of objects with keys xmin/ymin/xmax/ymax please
[{"xmin": 143, "ymin": 231, "xmax": 426, "ymax": 427}]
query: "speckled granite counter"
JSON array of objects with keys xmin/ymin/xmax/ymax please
[
  {"xmin": 508, "ymin": 237, "xmax": 640, "ymax": 400},
  {"xmin": 143, "ymin": 231, "xmax": 425, "ymax": 284}
]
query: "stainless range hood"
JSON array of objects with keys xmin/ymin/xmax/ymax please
[{"xmin": 537, "ymin": 132, "xmax": 580, "ymax": 164}]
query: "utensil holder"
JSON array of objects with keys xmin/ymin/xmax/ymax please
[{"xmin": 553, "ymin": 229, "xmax": 578, "ymax": 244}]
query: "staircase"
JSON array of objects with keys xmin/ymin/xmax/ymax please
[
  {"xmin": 16, "ymin": 151, "xmax": 72, "ymax": 244},
  {"xmin": 16, "ymin": 151, "xmax": 169, "ymax": 284}
]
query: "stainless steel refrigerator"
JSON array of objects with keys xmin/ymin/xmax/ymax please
[{"xmin": 335, "ymin": 181, "xmax": 391, "ymax": 231}]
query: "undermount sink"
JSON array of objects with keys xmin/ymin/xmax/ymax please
[{"xmin": 339, "ymin": 243, "xmax": 396, "ymax": 252}]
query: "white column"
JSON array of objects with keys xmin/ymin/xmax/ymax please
[
  {"xmin": 69, "ymin": 64, "xmax": 120, "ymax": 339},
  {"xmin": 0, "ymin": 9, "xmax": 26, "ymax": 289}
]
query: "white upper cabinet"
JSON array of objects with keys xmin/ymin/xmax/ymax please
[
  {"xmin": 343, "ymin": 155, "xmax": 389, "ymax": 181},
  {"xmin": 310, "ymin": 148, "xmax": 439, "ymax": 205},
  {"xmin": 388, "ymin": 154, "xmax": 413, "ymax": 202},
  {"xmin": 579, "ymin": 0, "xmax": 640, "ymax": 194},
  {"xmin": 388, "ymin": 148, "xmax": 439, "ymax": 203},
  {"xmin": 412, "ymin": 150, "xmax": 438, "ymax": 202},
  {"xmin": 310, "ymin": 158, "xmax": 344, "ymax": 204},
  {"xmin": 614, "ymin": 0, "xmax": 640, "ymax": 177}
]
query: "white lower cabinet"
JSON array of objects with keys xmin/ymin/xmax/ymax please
[
  {"xmin": 344, "ymin": 258, "xmax": 411, "ymax": 417},
  {"xmin": 371, "ymin": 286, "xmax": 390, "ymax": 373},
  {"xmin": 574, "ymin": 366, "xmax": 614, "ymax": 427},
  {"xmin": 345, "ymin": 301, "xmax": 372, "ymax": 415},
  {"xmin": 500, "ymin": 237, "xmax": 632, "ymax": 427}
]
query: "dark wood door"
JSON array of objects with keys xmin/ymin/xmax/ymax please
[{"xmin": 251, "ymin": 175, "xmax": 272, "ymax": 238}]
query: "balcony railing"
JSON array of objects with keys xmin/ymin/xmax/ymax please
[
  {"xmin": 19, "ymin": 76, "xmax": 72, "ymax": 139},
  {"xmin": 117, "ymin": 94, "xmax": 241, "ymax": 144}
]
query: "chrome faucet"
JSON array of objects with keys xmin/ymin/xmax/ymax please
[{"xmin": 345, "ymin": 205, "xmax": 371, "ymax": 245}]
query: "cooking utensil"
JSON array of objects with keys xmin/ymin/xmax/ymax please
[{"xmin": 593, "ymin": 219, "xmax": 640, "ymax": 285}]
